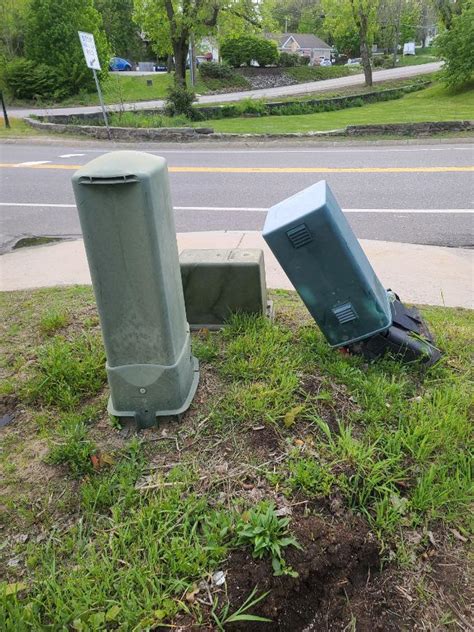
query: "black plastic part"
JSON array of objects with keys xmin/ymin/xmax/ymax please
[{"xmin": 346, "ymin": 293, "xmax": 442, "ymax": 366}]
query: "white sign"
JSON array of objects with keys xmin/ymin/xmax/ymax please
[{"xmin": 78, "ymin": 31, "xmax": 101, "ymax": 70}]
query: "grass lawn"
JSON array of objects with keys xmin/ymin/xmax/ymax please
[
  {"xmin": 195, "ymin": 75, "xmax": 437, "ymax": 108},
  {"xmin": 1, "ymin": 286, "xmax": 472, "ymax": 630},
  {"xmin": 206, "ymin": 83, "xmax": 474, "ymax": 133},
  {"xmin": 6, "ymin": 72, "xmax": 250, "ymax": 109},
  {"xmin": 0, "ymin": 117, "xmax": 44, "ymax": 138},
  {"xmin": 395, "ymin": 46, "xmax": 439, "ymax": 67}
]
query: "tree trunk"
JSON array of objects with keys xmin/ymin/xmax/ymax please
[
  {"xmin": 173, "ymin": 40, "xmax": 188, "ymax": 87},
  {"xmin": 358, "ymin": 13, "xmax": 372, "ymax": 86},
  {"xmin": 392, "ymin": 0, "xmax": 402, "ymax": 68}
]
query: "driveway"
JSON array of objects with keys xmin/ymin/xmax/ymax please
[{"xmin": 7, "ymin": 62, "xmax": 442, "ymax": 118}]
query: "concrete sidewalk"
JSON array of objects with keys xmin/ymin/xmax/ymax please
[{"xmin": 1, "ymin": 231, "xmax": 472, "ymax": 308}]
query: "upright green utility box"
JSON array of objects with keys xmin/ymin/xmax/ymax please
[{"xmin": 72, "ymin": 151, "xmax": 199, "ymax": 428}]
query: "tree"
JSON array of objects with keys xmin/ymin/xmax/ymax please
[
  {"xmin": 431, "ymin": 0, "xmax": 467, "ymax": 28},
  {"xmin": 95, "ymin": 0, "xmax": 147, "ymax": 60},
  {"xmin": 26, "ymin": 0, "xmax": 110, "ymax": 95},
  {"xmin": 435, "ymin": 0, "xmax": 473, "ymax": 87},
  {"xmin": 0, "ymin": 0, "xmax": 30, "ymax": 60},
  {"xmin": 264, "ymin": 0, "xmax": 318, "ymax": 32},
  {"xmin": 377, "ymin": 0, "xmax": 421, "ymax": 66},
  {"xmin": 322, "ymin": 0, "xmax": 379, "ymax": 85},
  {"xmin": 298, "ymin": 3, "xmax": 326, "ymax": 37},
  {"xmin": 133, "ymin": 0, "xmax": 260, "ymax": 87}
]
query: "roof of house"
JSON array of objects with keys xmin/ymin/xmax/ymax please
[{"xmin": 266, "ymin": 33, "xmax": 331, "ymax": 50}]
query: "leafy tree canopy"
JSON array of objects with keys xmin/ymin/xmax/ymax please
[
  {"xmin": 26, "ymin": 0, "xmax": 110, "ymax": 93},
  {"xmin": 0, "ymin": 0, "xmax": 30, "ymax": 60},
  {"xmin": 95, "ymin": 0, "xmax": 147, "ymax": 60},
  {"xmin": 133, "ymin": 0, "xmax": 262, "ymax": 85},
  {"xmin": 436, "ymin": 0, "xmax": 473, "ymax": 87}
]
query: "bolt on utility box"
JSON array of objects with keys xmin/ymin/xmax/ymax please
[
  {"xmin": 72, "ymin": 151, "xmax": 199, "ymax": 428},
  {"xmin": 180, "ymin": 249, "xmax": 268, "ymax": 329},
  {"xmin": 262, "ymin": 180, "xmax": 392, "ymax": 347}
]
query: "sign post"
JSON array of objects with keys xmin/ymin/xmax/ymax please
[
  {"xmin": 0, "ymin": 91, "xmax": 10, "ymax": 129},
  {"xmin": 78, "ymin": 31, "xmax": 110, "ymax": 139}
]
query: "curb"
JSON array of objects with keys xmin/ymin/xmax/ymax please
[{"xmin": 1, "ymin": 233, "xmax": 473, "ymax": 309}]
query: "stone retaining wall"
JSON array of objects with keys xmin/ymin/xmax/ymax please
[
  {"xmin": 346, "ymin": 121, "xmax": 474, "ymax": 136},
  {"xmin": 25, "ymin": 116, "xmax": 473, "ymax": 142}
]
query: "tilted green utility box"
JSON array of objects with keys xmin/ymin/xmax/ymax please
[
  {"xmin": 72, "ymin": 151, "xmax": 199, "ymax": 428},
  {"xmin": 263, "ymin": 180, "xmax": 392, "ymax": 347}
]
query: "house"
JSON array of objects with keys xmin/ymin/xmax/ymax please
[{"xmin": 265, "ymin": 33, "xmax": 331, "ymax": 65}]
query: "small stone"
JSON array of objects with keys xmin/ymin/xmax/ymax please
[
  {"xmin": 7, "ymin": 557, "xmax": 21, "ymax": 567},
  {"xmin": 212, "ymin": 571, "xmax": 226, "ymax": 586}
]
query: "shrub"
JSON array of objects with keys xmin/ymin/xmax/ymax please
[
  {"xmin": 235, "ymin": 97, "xmax": 267, "ymax": 116},
  {"xmin": 372, "ymin": 55, "xmax": 385, "ymax": 68},
  {"xmin": 220, "ymin": 35, "xmax": 278, "ymax": 68},
  {"xmin": 436, "ymin": 2, "xmax": 474, "ymax": 88},
  {"xmin": 278, "ymin": 52, "xmax": 300, "ymax": 67},
  {"xmin": 253, "ymin": 38, "xmax": 279, "ymax": 67},
  {"xmin": 199, "ymin": 61, "xmax": 234, "ymax": 79},
  {"xmin": 164, "ymin": 84, "xmax": 196, "ymax": 117},
  {"xmin": 299, "ymin": 56, "xmax": 310, "ymax": 66},
  {"xmin": 26, "ymin": 0, "xmax": 110, "ymax": 97},
  {"xmin": 2, "ymin": 58, "xmax": 63, "ymax": 100}
]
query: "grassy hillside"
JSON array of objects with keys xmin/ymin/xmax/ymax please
[{"xmin": 207, "ymin": 83, "xmax": 474, "ymax": 133}]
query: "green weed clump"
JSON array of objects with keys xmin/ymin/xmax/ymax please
[
  {"xmin": 108, "ymin": 111, "xmax": 191, "ymax": 128},
  {"xmin": 213, "ymin": 314, "xmax": 307, "ymax": 426},
  {"xmin": 39, "ymin": 309, "xmax": 69, "ymax": 335},
  {"xmin": 25, "ymin": 332, "xmax": 106, "ymax": 409},
  {"xmin": 47, "ymin": 417, "xmax": 96, "ymax": 477},
  {"xmin": 236, "ymin": 502, "xmax": 301, "ymax": 576}
]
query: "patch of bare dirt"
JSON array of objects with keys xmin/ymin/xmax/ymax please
[
  {"xmin": 224, "ymin": 512, "xmax": 380, "ymax": 631},
  {"xmin": 0, "ymin": 393, "xmax": 19, "ymax": 417}
]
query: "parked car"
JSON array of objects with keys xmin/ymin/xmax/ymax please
[
  {"xmin": 319, "ymin": 58, "xmax": 332, "ymax": 67},
  {"xmin": 345, "ymin": 58, "xmax": 362, "ymax": 66},
  {"xmin": 109, "ymin": 57, "xmax": 132, "ymax": 71}
]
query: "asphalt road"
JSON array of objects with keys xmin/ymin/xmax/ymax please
[
  {"xmin": 7, "ymin": 62, "xmax": 442, "ymax": 118},
  {"xmin": 0, "ymin": 139, "xmax": 473, "ymax": 253}
]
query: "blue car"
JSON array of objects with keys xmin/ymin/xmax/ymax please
[{"xmin": 109, "ymin": 57, "xmax": 132, "ymax": 71}]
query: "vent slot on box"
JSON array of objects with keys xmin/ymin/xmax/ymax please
[
  {"xmin": 78, "ymin": 174, "xmax": 139, "ymax": 185},
  {"xmin": 333, "ymin": 302, "xmax": 358, "ymax": 324},
  {"xmin": 286, "ymin": 223, "xmax": 313, "ymax": 249}
]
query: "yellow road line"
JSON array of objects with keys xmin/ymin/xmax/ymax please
[{"xmin": 0, "ymin": 163, "xmax": 473, "ymax": 174}]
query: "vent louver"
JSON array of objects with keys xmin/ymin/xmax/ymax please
[
  {"xmin": 333, "ymin": 302, "xmax": 358, "ymax": 324},
  {"xmin": 286, "ymin": 223, "xmax": 313, "ymax": 249}
]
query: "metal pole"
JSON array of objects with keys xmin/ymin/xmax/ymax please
[
  {"xmin": 0, "ymin": 91, "xmax": 10, "ymax": 129},
  {"xmin": 189, "ymin": 37, "xmax": 195, "ymax": 87},
  {"xmin": 93, "ymin": 68, "xmax": 110, "ymax": 139}
]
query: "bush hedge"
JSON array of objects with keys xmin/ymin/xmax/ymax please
[
  {"xmin": 198, "ymin": 61, "xmax": 234, "ymax": 80},
  {"xmin": 220, "ymin": 36, "xmax": 279, "ymax": 68},
  {"xmin": 278, "ymin": 52, "xmax": 300, "ymax": 67},
  {"xmin": 2, "ymin": 58, "xmax": 66, "ymax": 101}
]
